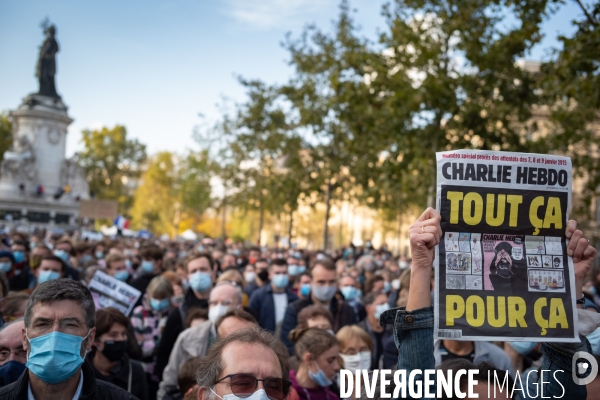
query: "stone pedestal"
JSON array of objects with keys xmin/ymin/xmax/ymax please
[{"xmin": 0, "ymin": 94, "xmax": 89, "ymax": 227}]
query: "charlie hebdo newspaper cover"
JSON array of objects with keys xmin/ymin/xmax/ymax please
[{"xmin": 434, "ymin": 150, "xmax": 578, "ymax": 342}]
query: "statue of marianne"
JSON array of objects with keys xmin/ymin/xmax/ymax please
[{"xmin": 36, "ymin": 24, "xmax": 60, "ymax": 98}]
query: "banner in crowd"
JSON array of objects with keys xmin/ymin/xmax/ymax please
[
  {"xmin": 434, "ymin": 150, "xmax": 578, "ymax": 342},
  {"xmin": 88, "ymin": 270, "xmax": 141, "ymax": 316}
]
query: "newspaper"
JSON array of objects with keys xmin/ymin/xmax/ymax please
[
  {"xmin": 88, "ymin": 270, "xmax": 141, "ymax": 316},
  {"xmin": 434, "ymin": 150, "xmax": 578, "ymax": 342}
]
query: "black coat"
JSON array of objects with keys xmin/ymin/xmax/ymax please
[
  {"xmin": 154, "ymin": 288, "xmax": 208, "ymax": 381},
  {"xmin": 0, "ymin": 360, "xmax": 138, "ymax": 400},
  {"xmin": 280, "ymin": 295, "xmax": 356, "ymax": 354},
  {"xmin": 85, "ymin": 350, "xmax": 148, "ymax": 400}
]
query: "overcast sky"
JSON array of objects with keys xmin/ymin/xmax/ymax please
[{"xmin": 0, "ymin": 0, "xmax": 587, "ymax": 158}]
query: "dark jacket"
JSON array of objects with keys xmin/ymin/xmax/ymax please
[
  {"xmin": 7, "ymin": 266, "xmax": 34, "ymax": 291},
  {"xmin": 358, "ymin": 318, "xmax": 397, "ymax": 369},
  {"xmin": 154, "ymin": 288, "xmax": 208, "ymax": 381},
  {"xmin": 85, "ymin": 350, "xmax": 148, "ymax": 400},
  {"xmin": 130, "ymin": 273, "xmax": 159, "ymax": 308},
  {"xmin": 280, "ymin": 295, "xmax": 356, "ymax": 354},
  {"xmin": 0, "ymin": 360, "xmax": 138, "ymax": 400},
  {"xmin": 249, "ymin": 284, "xmax": 298, "ymax": 332},
  {"xmin": 130, "ymin": 273, "xmax": 159, "ymax": 296}
]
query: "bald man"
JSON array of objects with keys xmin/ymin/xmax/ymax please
[
  {"xmin": 158, "ymin": 283, "xmax": 246, "ymax": 399},
  {"xmin": 0, "ymin": 319, "xmax": 27, "ymax": 386}
]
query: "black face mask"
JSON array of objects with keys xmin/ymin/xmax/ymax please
[
  {"xmin": 257, "ymin": 270, "xmax": 269, "ymax": 282},
  {"xmin": 100, "ymin": 340, "xmax": 127, "ymax": 362}
]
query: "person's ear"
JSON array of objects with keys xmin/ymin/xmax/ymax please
[
  {"xmin": 198, "ymin": 386, "xmax": 210, "ymax": 400},
  {"xmin": 302, "ymin": 352, "xmax": 314, "ymax": 365},
  {"xmin": 87, "ymin": 327, "xmax": 96, "ymax": 350},
  {"xmin": 21, "ymin": 327, "xmax": 28, "ymax": 352}
]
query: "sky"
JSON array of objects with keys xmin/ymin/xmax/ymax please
[{"xmin": 0, "ymin": 0, "xmax": 590, "ymax": 158}]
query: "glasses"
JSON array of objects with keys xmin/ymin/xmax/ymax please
[{"xmin": 215, "ymin": 373, "xmax": 291, "ymax": 400}]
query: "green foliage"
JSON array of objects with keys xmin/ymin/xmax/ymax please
[
  {"xmin": 178, "ymin": 149, "xmax": 213, "ymax": 216},
  {"xmin": 538, "ymin": 2, "xmax": 600, "ymax": 218},
  {"xmin": 194, "ymin": 0, "xmax": 598, "ymax": 244},
  {"xmin": 130, "ymin": 150, "xmax": 213, "ymax": 235},
  {"xmin": 78, "ymin": 125, "xmax": 146, "ymax": 213},
  {"xmin": 0, "ymin": 112, "xmax": 13, "ymax": 163}
]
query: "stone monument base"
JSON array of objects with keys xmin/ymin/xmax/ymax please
[{"xmin": 0, "ymin": 196, "xmax": 80, "ymax": 228}]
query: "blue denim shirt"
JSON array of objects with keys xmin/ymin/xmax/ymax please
[{"xmin": 379, "ymin": 306, "xmax": 589, "ymax": 399}]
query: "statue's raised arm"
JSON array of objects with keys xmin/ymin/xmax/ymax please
[{"xmin": 36, "ymin": 24, "xmax": 60, "ymax": 98}]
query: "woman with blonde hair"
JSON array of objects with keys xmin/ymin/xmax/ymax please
[
  {"xmin": 288, "ymin": 327, "xmax": 340, "ymax": 400},
  {"xmin": 336, "ymin": 325, "xmax": 372, "ymax": 371}
]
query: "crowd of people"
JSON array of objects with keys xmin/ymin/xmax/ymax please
[{"xmin": 0, "ymin": 207, "xmax": 596, "ymax": 399}]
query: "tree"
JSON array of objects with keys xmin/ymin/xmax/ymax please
[
  {"xmin": 130, "ymin": 150, "xmax": 214, "ymax": 236},
  {"xmin": 130, "ymin": 152, "xmax": 176, "ymax": 234},
  {"xmin": 281, "ymin": 2, "xmax": 383, "ymax": 249},
  {"xmin": 360, "ymin": 0, "xmax": 560, "ymax": 210},
  {"xmin": 178, "ymin": 149, "xmax": 213, "ymax": 218},
  {"xmin": 210, "ymin": 80, "xmax": 305, "ymax": 245},
  {"xmin": 539, "ymin": 1, "xmax": 600, "ymax": 218},
  {"xmin": 0, "ymin": 112, "xmax": 13, "ymax": 163},
  {"xmin": 78, "ymin": 125, "xmax": 146, "ymax": 213}
]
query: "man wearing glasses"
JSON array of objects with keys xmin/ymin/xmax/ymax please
[{"xmin": 196, "ymin": 328, "xmax": 291, "ymax": 400}]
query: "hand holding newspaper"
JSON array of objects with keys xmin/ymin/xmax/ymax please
[{"xmin": 434, "ymin": 150, "xmax": 577, "ymax": 342}]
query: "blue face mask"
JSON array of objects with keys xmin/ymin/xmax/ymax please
[
  {"xmin": 82, "ymin": 255, "xmax": 93, "ymax": 264},
  {"xmin": 587, "ymin": 328, "xmax": 600, "ymax": 356},
  {"xmin": 150, "ymin": 297, "xmax": 170, "ymax": 311},
  {"xmin": 53, "ymin": 250, "xmax": 69, "ymax": 262},
  {"xmin": 383, "ymin": 281, "xmax": 391, "ymax": 293},
  {"xmin": 95, "ymin": 251, "xmax": 104, "ymax": 259},
  {"xmin": 300, "ymin": 283, "xmax": 311, "ymax": 297},
  {"xmin": 288, "ymin": 265, "xmax": 300, "ymax": 276},
  {"xmin": 341, "ymin": 286, "xmax": 357, "ymax": 301},
  {"xmin": 114, "ymin": 270, "xmax": 129, "ymax": 282},
  {"xmin": 308, "ymin": 362, "xmax": 333, "ymax": 387},
  {"xmin": 508, "ymin": 341, "xmax": 537, "ymax": 356},
  {"xmin": 0, "ymin": 262, "xmax": 11, "ymax": 273},
  {"xmin": 374, "ymin": 303, "xmax": 390, "ymax": 319},
  {"xmin": 26, "ymin": 330, "xmax": 90, "ymax": 384},
  {"xmin": 272, "ymin": 274, "xmax": 289, "ymax": 289},
  {"xmin": 189, "ymin": 271, "xmax": 212, "ymax": 293},
  {"xmin": 141, "ymin": 260, "xmax": 155, "ymax": 274},
  {"xmin": 12, "ymin": 251, "xmax": 24, "ymax": 264},
  {"xmin": 38, "ymin": 270, "xmax": 60, "ymax": 284}
]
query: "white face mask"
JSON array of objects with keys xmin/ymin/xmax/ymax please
[
  {"xmin": 340, "ymin": 353, "xmax": 361, "ymax": 370},
  {"xmin": 209, "ymin": 304, "xmax": 230, "ymax": 324},
  {"xmin": 244, "ymin": 272, "xmax": 256, "ymax": 283},
  {"xmin": 391, "ymin": 279, "xmax": 401, "ymax": 290},
  {"xmin": 359, "ymin": 351, "xmax": 372, "ymax": 370},
  {"xmin": 211, "ymin": 388, "xmax": 270, "ymax": 400}
]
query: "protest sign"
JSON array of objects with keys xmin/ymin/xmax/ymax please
[
  {"xmin": 88, "ymin": 270, "xmax": 141, "ymax": 316},
  {"xmin": 434, "ymin": 150, "xmax": 578, "ymax": 342}
]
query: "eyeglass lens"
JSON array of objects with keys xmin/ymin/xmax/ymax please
[{"xmin": 229, "ymin": 374, "xmax": 288, "ymax": 400}]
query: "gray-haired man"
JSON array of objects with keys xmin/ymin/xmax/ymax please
[{"xmin": 0, "ymin": 279, "xmax": 136, "ymax": 400}]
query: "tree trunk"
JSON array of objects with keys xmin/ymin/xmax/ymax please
[
  {"xmin": 288, "ymin": 210, "xmax": 294, "ymax": 248},
  {"xmin": 323, "ymin": 181, "xmax": 332, "ymax": 250},
  {"xmin": 173, "ymin": 202, "xmax": 181, "ymax": 239},
  {"xmin": 257, "ymin": 206, "xmax": 264, "ymax": 246},
  {"xmin": 338, "ymin": 202, "xmax": 344, "ymax": 248},
  {"xmin": 221, "ymin": 201, "xmax": 227, "ymax": 240}
]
